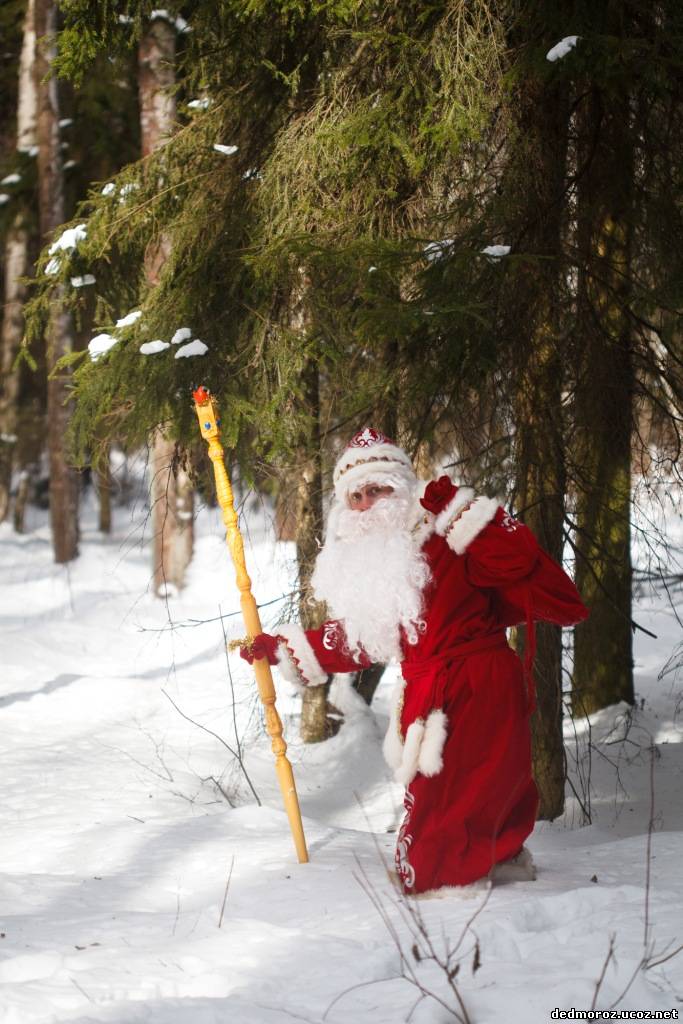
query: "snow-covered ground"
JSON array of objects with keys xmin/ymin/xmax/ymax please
[{"xmin": 2, "ymin": 479, "xmax": 682, "ymax": 1023}]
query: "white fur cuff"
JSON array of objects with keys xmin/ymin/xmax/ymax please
[
  {"xmin": 446, "ymin": 496, "xmax": 499, "ymax": 555},
  {"xmin": 394, "ymin": 720, "xmax": 425, "ymax": 788},
  {"xmin": 276, "ymin": 623, "xmax": 328, "ymax": 690},
  {"xmin": 433, "ymin": 487, "xmax": 474, "ymax": 537},
  {"xmin": 382, "ymin": 681, "xmax": 406, "ymax": 771},
  {"xmin": 417, "ymin": 710, "xmax": 448, "ymax": 777},
  {"xmin": 385, "ymin": 708, "xmax": 449, "ymax": 787}
]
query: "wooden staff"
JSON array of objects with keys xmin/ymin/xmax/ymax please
[{"xmin": 193, "ymin": 385, "xmax": 309, "ymax": 864}]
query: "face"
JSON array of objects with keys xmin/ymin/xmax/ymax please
[{"xmin": 347, "ymin": 482, "xmax": 395, "ymax": 512}]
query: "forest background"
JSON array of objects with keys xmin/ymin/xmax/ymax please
[{"xmin": 0, "ymin": 0, "xmax": 681, "ymax": 823}]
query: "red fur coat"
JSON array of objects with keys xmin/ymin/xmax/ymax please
[{"xmin": 274, "ymin": 479, "xmax": 588, "ymax": 893}]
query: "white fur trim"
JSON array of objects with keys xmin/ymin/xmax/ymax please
[
  {"xmin": 275, "ymin": 623, "xmax": 328, "ymax": 689},
  {"xmin": 334, "ymin": 436, "xmax": 412, "ymax": 482},
  {"xmin": 334, "ymin": 461, "xmax": 416, "ymax": 501},
  {"xmin": 446, "ymin": 496, "xmax": 499, "ymax": 555},
  {"xmin": 412, "ymin": 878, "xmax": 492, "ymax": 900},
  {"xmin": 433, "ymin": 486, "xmax": 474, "ymax": 537},
  {"xmin": 417, "ymin": 709, "xmax": 448, "ymax": 777},
  {"xmin": 275, "ymin": 643, "xmax": 307, "ymax": 694},
  {"xmin": 382, "ymin": 680, "xmax": 406, "ymax": 771},
  {"xmin": 490, "ymin": 846, "xmax": 537, "ymax": 884},
  {"xmin": 394, "ymin": 719, "xmax": 425, "ymax": 787},
  {"xmin": 410, "ymin": 480, "xmax": 437, "ymax": 546}
]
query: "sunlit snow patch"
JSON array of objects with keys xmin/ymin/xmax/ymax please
[
  {"xmin": 115, "ymin": 310, "xmax": 143, "ymax": 329},
  {"xmin": 213, "ymin": 144, "xmax": 238, "ymax": 156},
  {"xmin": 71, "ymin": 275, "xmax": 96, "ymax": 288},
  {"xmin": 101, "ymin": 182, "xmax": 116, "ymax": 196},
  {"xmin": 175, "ymin": 339, "xmax": 208, "ymax": 358},
  {"xmin": 546, "ymin": 36, "xmax": 579, "ymax": 62},
  {"xmin": 188, "ymin": 98, "xmax": 211, "ymax": 110},
  {"xmin": 88, "ymin": 333, "xmax": 118, "ymax": 362},
  {"xmin": 140, "ymin": 340, "xmax": 170, "ymax": 355},
  {"xmin": 0, "ymin": 194, "xmax": 9, "ymax": 206},
  {"xmin": 1, "ymin": 173, "xmax": 21, "ymax": 185}
]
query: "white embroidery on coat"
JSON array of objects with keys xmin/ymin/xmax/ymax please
[
  {"xmin": 395, "ymin": 789, "xmax": 416, "ymax": 889},
  {"xmin": 500, "ymin": 512, "xmax": 519, "ymax": 532},
  {"xmin": 322, "ymin": 621, "xmax": 340, "ymax": 651}
]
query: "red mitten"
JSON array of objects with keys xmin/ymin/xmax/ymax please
[
  {"xmin": 239, "ymin": 632, "xmax": 281, "ymax": 666},
  {"xmin": 420, "ymin": 475, "xmax": 457, "ymax": 515}
]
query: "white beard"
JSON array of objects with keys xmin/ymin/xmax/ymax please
[{"xmin": 310, "ymin": 493, "xmax": 431, "ymax": 664}]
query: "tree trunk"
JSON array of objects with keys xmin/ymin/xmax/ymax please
[
  {"xmin": 508, "ymin": 66, "xmax": 570, "ymax": 820},
  {"xmin": 17, "ymin": 0, "xmax": 37, "ymax": 154},
  {"xmin": 572, "ymin": 81, "xmax": 634, "ymax": 716},
  {"xmin": 96, "ymin": 444, "xmax": 112, "ymax": 534},
  {"xmin": 35, "ymin": 0, "xmax": 79, "ymax": 563},
  {"xmin": 139, "ymin": 17, "xmax": 194, "ymax": 594},
  {"xmin": 353, "ymin": 664, "xmax": 385, "ymax": 706},
  {"xmin": 515, "ymin": 344, "xmax": 567, "ymax": 821},
  {"xmin": 296, "ymin": 359, "xmax": 332, "ymax": 742},
  {"xmin": 14, "ymin": 473, "xmax": 30, "ymax": 533},
  {"xmin": 150, "ymin": 430, "xmax": 194, "ymax": 595},
  {"xmin": 0, "ymin": 214, "xmax": 30, "ymax": 523}
]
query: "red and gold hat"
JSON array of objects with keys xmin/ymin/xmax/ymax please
[{"xmin": 333, "ymin": 428, "xmax": 415, "ymax": 499}]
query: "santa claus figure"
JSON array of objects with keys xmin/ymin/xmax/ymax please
[{"xmin": 242, "ymin": 428, "xmax": 588, "ymax": 895}]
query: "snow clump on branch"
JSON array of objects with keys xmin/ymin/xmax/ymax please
[
  {"xmin": 45, "ymin": 223, "xmax": 87, "ymax": 275},
  {"xmin": 175, "ymin": 340, "xmax": 208, "ymax": 358},
  {"xmin": 48, "ymin": 224, "xmax": 87, "ymax": 254},
  {"xmin": 115, "ymin": 310, "xmax": 143, "ymax": 329},
  {"xmin": 150, "ymin": 10, "xmax": 191, "ymax": 33},
  {"xmin": 423, "ymin": 239, "xmax": 454, "ymax": 262},
  {"xmin": 140, "ymin": 341, "xmax": 170, "ymax": 355},
  {"xmin": 213, "ymin": 144, "xmax": 238, "ymax": 156},
  {"xmin": 481, "ymin": 245, "xmax": 511, "ymax": 260},
  {"xmin": 88, "ymin": 333, "xmax": 118, "ymax": 362},
  {"xmin": 546, "ymin": 36, "xmax": 579, "ymax": 62},
  {"xmin": 171, "ymin": 327, "xmax": 192, "ymax": 345}
]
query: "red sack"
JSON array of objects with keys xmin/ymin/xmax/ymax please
[
  {"xmin": 494, "ymin": 547, "xmax": 589, "ymax": 631},
  {"xmin": 493, "ymin": 548, "xmax": 589, "ymax": 713}
]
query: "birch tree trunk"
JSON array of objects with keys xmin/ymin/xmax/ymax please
[
  {"xmin": 138, "ymin": 16, "xmax": 194, "ymax": 595},
  {"xmin": 34, "ymin": 0, "xmax": 79, "ymax": 563},
  {"xmin": 0, "ymin": 213, "xmax": 30, "ymax": 523},
  {"xmin": 1, "ymin": 0, "xmax": 37, "ymax": 524},
  {"xmin": 1, "ymin": 0, "xmax": 37, "ymax": 528}
]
